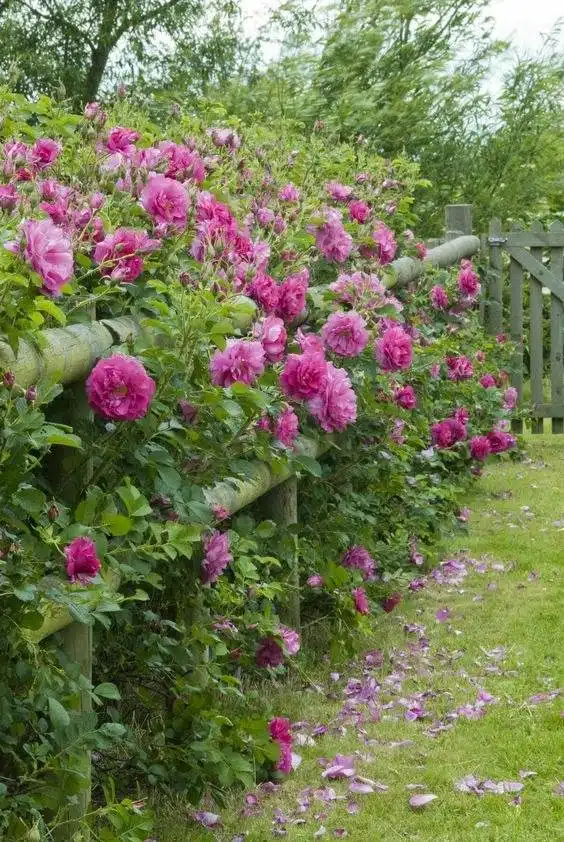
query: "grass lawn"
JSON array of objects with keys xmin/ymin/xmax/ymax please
[{"xmin": 155, "ymin": 436, "xmax": 563, "ymax": 841}]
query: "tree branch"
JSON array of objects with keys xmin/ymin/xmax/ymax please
[{"xmin": 115, "ymin": 0, "xmax": 192, "ymax": 39}]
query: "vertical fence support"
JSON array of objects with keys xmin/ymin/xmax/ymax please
[
  {"xmin": 487, "ymin": 218, "xmax": 504, "ymax": 336},
  {"xmin": 445, "ymin": 204, "xmax": 473, "ymax": 241},
  {"xmin": 529, "ymin": 223, "xmax": 545, "ymax": 433},
  {"xmin": 258, "ymin": 476, "xmax": 300, "ymax": 631},
  {"xmin": 509, "ymin": 254, "xmax": 524, "ymax": 435},
  {"xmin": 52, "ymin": 382, "xmax": 94, "ymax": 841},
  {"xmin": 550, "ymin": 221, "xmax": 564, "ymax": 433}
]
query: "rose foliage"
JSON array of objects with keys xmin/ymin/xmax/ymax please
[{"xmin": 0, "ymin": 91, "xmax": 517, "ymax": 839}]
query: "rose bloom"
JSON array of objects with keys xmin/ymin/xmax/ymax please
[
  {"xmin": 373, "ymin": 222, "xmax": 397, "ymax": 264},
  {"xmin": 430, "ymin": 363, "xmax": 441, "ymax": 379},
  {"xmin": 431, "ymin": 418, "xmax": 467, "ymax": 448},
  {"xmin": 256, "ymin": 206, "xmax": 275, "ymax": 227},
  {"xmin": 487, "ymin": 429, "xmax": 516, "ymax": 453},
  {"xmin": 94, "ymin": 227, "xmax": 159, "ymax": 283},
  {"xmin": 18, "ymin": 218, "xmax": 73, "ymax": 296},
  {"xmin": 326, "ymin": 181, "xmax": 353, "ymax": 202},
  {"xmin": 296, "ymin": 328, "xmax": 325, "ymax": 355},
  {"xmin": 27, "ymin": 138, "xmax": 62, "ymax": 171},
  {"xmin": 381, "ymin": 592, "xmax": 402, "ymax": 613},
  {"xmin": 307, "ymin": 362, "xmax": 357, "ymax": 433},
  {"xmin": 279, "ymin": 624, "xmax": 300, "ymax": 655},
  {"xmin": 0, "ymin": 183, "xmax": 18, "ymax": 210},
  {"xmin": 391, "ymin": 418, "xmax": 406, "ymax": 444},
  {"xmin": 179, "ymin": 399, "xmax": 197, "ymax": 423},
  {"xmin": 278, "ymin": 183, "xmax": 300, "ymax": 202},
  {"xmin": 409, "ymin": 578, "xmax": 427, "ymax": 592},
  {"xmin": 254, "ymin": 315, "xmax": 287, "ymax": 362},
  {"xmin": 64, "ymin": 536, "xmax": 101, "ymax": 584},
  {"xmin": 269, "ymin": 717, "xmax": 292, "ymax": 774},
  {"xmin": 430, "ymin": 285, "xmax": 449, "ymax": 310},
  {"xmin": 352, "ymin": 586, "xmax": 370, "ymax": 615},
  {"xmin": 210, "ymin": 339, "xmax": 265, "ymax": 387},
  {"xmin": 280, "ymin": 352, "xmax": 328, "ymax": 401},
  {"xmin": 321, "ymin": 310, "xmax": 368, "ymax": 357},
  {"xmin": 342, "ymin": 545, "xmax": 377, "ymax": 580},
  {"xmin": 276, "ymin": 269, "xmax": 309, "ymax": 322},
  {"xmin": 275, "ymin": 407, "xmax": 299, "ymax": 448},
  {"xmin": 141, "ymin": 174, "xmax": 189, "ymax": 231},
  {"xmin": 86, "ymin": 354, "xmax": 156, "ymax": 420},
  {"xmin": 256, "ymin": 636, "xmax": 284, "ymax": 668},
  {"xmin": 458, "ymin": 259, "xmax": 480, "ymax": 297},
  {"xmin": 446, "ymin": 355, "xmax": 473, "ymax": 381},
  {"xmin": 470, "ymin": 435, "xmax": 491, "ymax": 461},
  {"xmin": 479, "ymin": 373, "xmax": 496, "ymax": 388},
  {"xmin": 452, "ymin": 406, "xmax": 470, "ymax": 425},
  {"xmin": 105, "ymin": 126, "xmax": 139, "ymax": 154},
  {"xmin": 307, "ymin": 574, "xmax": 324, "ymax": 588},
  {"xmin": 503, "ymin": 386, "xmax": 518, "ymax": 409},
  {"xmin": 394, "ymin": 385, "xmax": 417, "ymax": 410},
  {"xmin": 415, "ymin": 242, "xmax": 427, "ymax": 259},
  {"xmin": 201, "ymin": 530, "xmax": 233, "ymax": 584},
  {"xmin": 247, "ymin": 274, "xmax": 280, "ymax": 313},
  {"xmin": 349, "ymin": 199, "xmax": 370, "ymax": 223},
  {"xmin": 375, "ymin": 326, "xmax": 413, "ymax": 372},
  {"xmin": 311, "ymin": 209, "xmax": 353, "ymax": 263}
]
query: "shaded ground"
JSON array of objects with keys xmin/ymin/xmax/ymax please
[{"xmin": 157, "ymin": 436, "xmax": 563, "ymax": 841}]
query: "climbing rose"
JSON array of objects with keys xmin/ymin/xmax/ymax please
[
  {"xmin": 94, "ymin": 227, "xmax": 159, "ymax": 282},
  {"xmin": 179, "ymin": 399, "xmax": 197, "ymax": 424},
  {"xmin": 19, "ymin": 218, "xmax": 73, "ymax": 296},
  {"xmin": 480, "ymin": 373, "xmax": 496, "ymax": 388},
  {"xmin": 201, "ymin": 530, "xmax": 232, "ymax": 584},
  {"xmin": 208, "ymin": 127, "xmax": 241, "ymax": 150},
  {"xmin": 307, "ymin": 362, "xmax": 357, "ymax": 433},
  {"xmin": 256, "ymin": 207, "xmax": 275, "ymax": 227},
  {"xmin": 394, "ymin": 385, "xmax": 417, "ymax": 410},
  {"xmin": 416, "ymin": 242, "xmax": 427, "ymax": 259},
  {"xmin": 321, "ymin": 311, "xmax": 368, "ymax": 357},
  {"xmin": 349, "ymin": 199, "xmax": 370, "ymax": 223},
  {"xmin": 452, "ymin": 406, "xmax": 470, "ymax": 425},
  {"xmin": 105, "ymin": 126, "xmax": 139, "ymax": 155},
  {"xmin": 375, "ymin": 326, "xmax": 413, "ymax": 372},
  {"xmin": 277, "ymin": 269, "xmax": 309, "ymax": 321},
  {"xmin": 280, "ymin": 352, "xmax": 328, "ymax": 401},
  {"xmin": 458, "ymin": 260, "xmax": 480, "ymax": 297},
  {"xmin": 279, "ymin": 625, "xmax": 301, "ymax": 655},
  {"xmin": 248, "ymin": 274, "xmax": 280, "ymax": 313},
  {"xmin": 64, "ymin": 536, "xmax": 101, "ymax": 584},
  {"xmin": 430, "ymin": 285, "xmax": 449, "ymax": 310},
  {"xmin": 487, "ymin": 429, "xmax": 516, "ymax": 453},
  {"xmin": 296, "ymin": 328, "xmax": 325, "ymax": 355},
  {"xmin": 446, "ymin": 355, "xmax": 473, "ymax": 381},
  {"xmin": 470, "ymin": 436, "xmax": 491, "ymax": 461},
  {"xmin": 210, "ymin": 340, "xmax": 265, "ymax": 387},
  {"xmin": 431, "ymin": 418, "xmax": 467, "ymax": 448},
  {"xmin": 254, "ymin": 315, "xmax": 287, "ymax": 362},
  {"xmin": 256, "ymin": 636, "xmax": 284, "ymax": 668},
  {"xmin": 0, "ymin": 183, "xmax": 18, "ymax": 210},
  {"xmin": 342, "ymin": 546, "xmax": 377, "ymax": 580},
  {"xmin": 503, "ymin": 387, "xmax": 518, "ymax": 409},
  {"xmin": 326, "ymin": 181, "xmax": 353, "ymax": 202},
  {"xmin": 278, "ymin": 183, "xmax": 300, "ymax": 202},
  {"xmin": 269, "ymin": 717, "xmax": 293, "ymax": 774},
  {"xmin": 391, "ymin": 418, "xmax": 406, "ymax": 444},
  {"xmin": 352, "ymin": 586, "xmax": 370, "ymax": 615},
  {"xmin": 141, "ymin": 174, "xmax": 189, "ymax": 231},
  {"xmin": 307, "ymin": 574, "xmax": 324, "ymax": 588},
  {"xmin": 86, "ymin": 354, "xmax": 156, "ymax": 420},
  {"xmin": 27, "ymin": 138, "xmax": 62, "ymax": 171},
  {"xmin": 311, "ymin": 209, "xmax": 353, "ymax": 263},
  {"xmin": 382, "ymin": 592, "xmax": 402, "ymax": 613},
  {"xmin": 275, "ymin": 407, "xmax": 299, "ymax": 448},
  {"xmin": 373, "ymin": 222, "xmax": 397, "ymax": 264}
]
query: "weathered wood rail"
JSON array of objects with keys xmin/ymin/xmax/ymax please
[{"xmin": 5, "ymin": 207, "xmax": 479, "ymax": 839}]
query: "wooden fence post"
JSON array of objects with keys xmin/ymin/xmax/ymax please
[
  {"xmin": 51, "ymin": 382, "xmax": 94, "ymax": 841},
  {"xmin": 529, "ymin": 222, "xmax": 545, "ymax": 434},
  {"xmin": 257, "ymin": 476, "xmax": 300, "ymax": 631},
  {"xmin": 445, "ymin": 204, "xmax": 473, "ymax": 240},
  {"xmin": 509, "ymin": 242, "xmax": 525, "ymax": 435},
  {"xmin": 550, "ymin": 221, "xmax": 564, "ymax": 433},
  {"xmin": 487, "ymin": 218, "xmax": 504, "ymax": 336}
]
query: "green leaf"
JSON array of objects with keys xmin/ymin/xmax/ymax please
[
  {"xmin": 102, "ymin": 512, "xmax": 133, "ymax": 536},
  {"xmin": 48, "ymin": 697, "xmax": 70, "ymax": 729},
  {"xmin": 255, "ymin": 520, "xmax": 277, "ymax": 539},
  {"xmin": 94, "ymin": 682, "xmax": 121, "ymax": 700},
  {"xmin": 12, "ymin": 485, "xmax": 46, "ymax": 514},
  {"xmin": 116, "ymin": 485, "xmax": 153, "ymax": 517},
  {"xmin": 67, "ymin": 602, "xmax": 92, "ymax": 624},
  {"xmin": 13, "ymin": 585, "xmax": 37, "ymax": 602},
  {"xmin": 34, "ymin": 297, "xmax": 66, "ymax": 325},
  {"xmin": 41, "ymin": 427, "xmax": 82, "ymax": 449},
  {"xmin": 293, "ymin": 454, "xmax": 323, "ymax": 477}
]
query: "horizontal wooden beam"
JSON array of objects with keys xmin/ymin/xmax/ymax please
[
  {"xmin": 530, "ymin": 404, "xmax": 564, "ymax": 418},
  {"xmin": 506, "ymin": 232, "xmax": 564, "ymax": 248}
]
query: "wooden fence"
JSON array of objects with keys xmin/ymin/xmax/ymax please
[
  {"xmin": 0, "ymin": 210, "xmax": 480, "ymax": 839},
  {"xmin": 485, "ymin": 219, "xmax": 564, "ymax": 433}
]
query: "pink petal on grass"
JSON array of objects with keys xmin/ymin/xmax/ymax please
[
  {"xmin": 192, "ymin": 811, "xmax": 221, "ymax": 828},
  {"xmin": 435, "ymin": 607, "xmax": 452, "ymax": 623},
  {"xmin": 409, "ymin": 793, "xmax": 437, "ymax": 808},
  {"xmin": 552, "ymin": 782, "xmax": 564, "ymax": 797},
  {"xmin": 322, "ymin": 755, "xmax": 355, "ymax": 779}
]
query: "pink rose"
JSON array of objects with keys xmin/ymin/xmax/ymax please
[
  {"xmin": 430, "ymin": 285, "xmax": 449, "ymax": 310},
  {"xmin": 27, "ymin": 138, "xmax": 62, "ymax": 171},
  {"xmin": 274, "ymin": 407, "xmax": 299, "ymax": 448},
  {"xmin": 201, "ymin": 530, "xmax": 232, "ymax": 584},
  {"xmin": 256, "ymin": 636, "xmax": 284, "ymax": 668},
  {"xmin": 381, "ymin": 592, "xmax": 401, "ymax": 612},
  {"xmin": 94, "ymin": 227, "xmax": 159, "ymax": 283},
  {"xmin": 307, "ymin": 574, "xmax": 324, "ymax": 588},
  {"xmin": 326, "ymin": 181, "xmax": 353, "ymax": 202},
  {"xmin": 487, "ymin": 429, "xmax": 516, "ymax": 453},
  {"xmin": 446, "ymin": 355, "xmax": 473, "ymax": 381},
  {"xmin": 86, "ymin": 354, "xmax": 156, "ymax": 421},
  {"xmin": 342, "ymin": 546, "xmax": 377, "ymax": 580},
  {"xmin": 278, "ymin": 183, "xmax": 300, "ymax": 202},
  {"xmin": 394, "ymin": 385, "xmax": 417, "ymax": 410},
  {"xmin": 321, "ymin": 311, "xmax": 368, "ymax": 357},
  {"xmin": 210, "ymin": 339, "xmax": 265, "ymax": 387},
  {"xmin": 247, "ymin": 274, "xmax": 280, "ymax": 313},
  {"xmin": 503, "ymin": 387, "xmax": 518, "ymax": 410},
  {"xmin": 431, "ymin": 418, "xmax": 467, "ymax": 448},
  {"xmin": 20, "ymin": 218, "xmax": 73, "ymax": 296},
  {"xmin": 0, "ymin": 183, "xmax": 18, "ymax": 210},
  {"xmin": 105, "ymin": 126, "xmax": 139, "ymax": 155},
  {"xmin": 141, "ymin": 174, "xmax": 189, "ymax": 232},
  {"xmin": 373, "ymin": 222, "xmax": 397, "ymax": 264},
  {"xmin": 64, "ymin": 536, "xmax": 101, "ymax": 584},
  {"xmin": 375, "ymin": 326, "xmax": 413, "ymax": 372},
  {"xmin": 276, "ymin": 269, "xmax": 309, "ymax": 322},
  {"xmin": 311, "ymin": 209, "xmax": 353, "ymax": 263},
  {"xmin": 479, "ymin": 373, "xmax": 496, "ymax": 388},
  {"xmin": 458, "ymin": 260, "xmax": 480, "ymax": 297},
  {"xmin": 307, "ymin": 362, "xmax": 357, "ymax": 433},
  {"xmin": 352, "ymin": 586, "xmax": 370, "ymax": 615},
  {"xmin": 280, "ymin": 352, "xmax": 328, "ymax": 401},
  {"xmin": 349, "ymin": 200, "xmax": 370, "ymax": 223},
  {"xmin": 254, "ymin": 315, "xmax": 287, "ymax": 362},
  {"xmin": 470, "ymin": 436, "xmax": 491, "ymax": 461}
]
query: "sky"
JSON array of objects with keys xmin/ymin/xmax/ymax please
[{"xmin": 240, "ymin": 0, "xmax": 563, "ymax": 55}]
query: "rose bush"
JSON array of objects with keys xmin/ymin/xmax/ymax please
[{"xmin": 0, "ymin": 91, "xmax": 517, "ymax": 838}]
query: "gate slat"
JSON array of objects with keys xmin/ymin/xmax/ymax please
[
  {"xmin": 549, "ymin": 221, "xmax": 564, "ymax": 433},
  {"xmin": 487, "ymin": 218, "xmax": 503, "ymax": 335},
  {"xmin": 509, "ymin": 255, "xmax": 524, "ymax": 434},
  {"xmin": 529, "ymin": 227, "xmax": 545, "ymax": 433}
]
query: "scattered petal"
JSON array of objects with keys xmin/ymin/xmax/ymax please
[
  {"xmin": 192, "ymin": 811, "xmax": 221, "ymax": 828},
  {"xmin": 435, "ymin": 607, "xmax": 452, "ymax": 623},
  {"xmin": 409, "ymin": 793, "xmax": 437, "ymax": 808}
]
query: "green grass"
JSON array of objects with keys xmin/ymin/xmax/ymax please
[{"xmin": 155, "ymin": 436, "xmax": 564, "ymax": 841}]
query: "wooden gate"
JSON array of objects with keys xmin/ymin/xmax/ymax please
[{"xmin": 485, "ymin": 219, "xmax": 564, "ymax": 434}]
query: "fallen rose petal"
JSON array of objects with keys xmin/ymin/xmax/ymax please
[
  {"xmin": 333, "ymin": 830, "xmax": 349, "ymax": 838},
  {"xmin": 192, "ymin": 811, "xmax": 221, "ymax": 828},
  {"xmin": 314, "ymin": 826, "xmax": 327, "ymax": 837},
  {"xmin": 552, "ymin": 782, "xmax": 564, "ymax": 797},
  {"xmin": 346, "ymin": 801, "xmax": 359, "ymax": 814},
  {"xmin": 502, "ymin": 781, "xmax": 524, "ymax": 793},
  {"xmin": 519, "ymin": 770, "xmax": 537, "ymax": 778},
  {"xmin": 435, "ymin": 607, "xmax": 452, "ymax": 623},
  {"xmin": 409, "ymin": 793, "xmax": 437, "ymax": 808},
  {"xmin": 510, "ymin": 795, "xmax": 522, "ymax": 806},
  {"xmin": 349, "ymin": 781, "xmax": 374, "ymax": 794}
]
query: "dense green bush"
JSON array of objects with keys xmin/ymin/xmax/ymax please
[{"xmin": 0, "ymin": 90, "xmax": 516, "ymax": 839}]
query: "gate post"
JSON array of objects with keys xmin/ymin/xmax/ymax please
[
  {"xmin": 486, "ymin": 218, "xmax": 504, "ymax": 336},
  {"xmin": 445, "ymin": 204, "xmax": 473, "ymax": 240}
]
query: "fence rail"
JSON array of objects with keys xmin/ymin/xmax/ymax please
[{"xmin": 9, "ymin": 210, "xmax": 479, "ymax": 839}]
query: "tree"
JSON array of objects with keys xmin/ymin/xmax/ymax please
[{"xmin": 0, "ymin": 0, "xmax": 238, "ymax": 105}]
